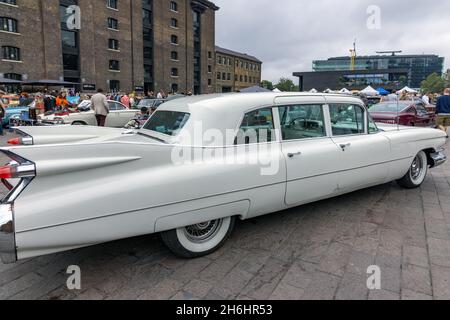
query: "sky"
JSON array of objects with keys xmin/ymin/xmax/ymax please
[{"xmin": 213, "ymin": 0, "xmax": 450, "ymax": 84}]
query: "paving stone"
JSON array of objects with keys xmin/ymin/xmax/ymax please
[
  {"xmin": 401, "ymin": 264, "xmax": 432, "ymax": 296},
  {"xmin": 300, "ymin": 272, "xmax": 340, "ymax": 300},
  {"xmin": 183, "ymin": 279, "xmax": 213, "ymax": 299},
  {"xmin": 403, "ymin": 246, "xmax": 429, "ymax": 268},
  {"xmin": 269, "ymin": 282, "xmax": 305, "ymax": 300},
  {"xmin": 346, "ymin": 251, "xmax": 375, "ymax": 275},
  {"xmin": 431, "ymin": 265, "xmax": 450, "ymax": 299},
  {"xmin": 401, "ymin": 289, "xmax": 432, "ymax": 300},
  {"xmin": 368, "ymin": 289, "xmax": 399, "ymax": 300},
  {"xmin": 428, "ymin": 238, "xmax": 450, "ymax": 267},
  {"xmin": 335, "ymin": 272, "xmax": 368, "ymax": 300},
  {"xmin": 318, "ymin": 242, "xmax": 352, "ymax": 276}
]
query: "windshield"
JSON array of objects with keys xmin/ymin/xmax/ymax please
[
  {"xmin": 143, "ymin": 111, "xmax": 190, "ymax": 136},
  {"xmin": 370, "ymin": 103, "xmax": 407, "ymax": 112},
  {"xmin": 138, "ymin": 99, "xmax": 155, "ymax": 107}
]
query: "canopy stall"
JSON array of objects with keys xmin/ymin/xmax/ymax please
[
  {"xmin": 0, "ymin": 77, "xmax": 22, "ymax": 84},
  {"xmin": 360, "ymin": 86, "xmax": 379, "ymax": 96},
  {"xmin": 22, "ymin": 79, "xmax": 79, "ymax": 86},
  {"xmin": 339, "ymin": 88, "xmax": 352, "ymax": 94},
  {"xmin": 308, "ymin": 88, "xmax": 318, "ymax": 93},
  {"xmin": 376, "ymin": 87, "xmax": 390, "ymax": 95},
  {"xmin": 272, "ymin": 88, "xmax": 282, "ymax": 93},
  {"xmin": 396, "ymin": 86, "xmax": 418, "ymax": 94}
]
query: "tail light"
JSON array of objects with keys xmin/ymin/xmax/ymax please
[
  {"xmin": 7, "ymin": 137, "xmax": 33, "ymax": 146},
  {"xmin": 0, "ymin": 163, "xmax": 35, "ymax": 180}
]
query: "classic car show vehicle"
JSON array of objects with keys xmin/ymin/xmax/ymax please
[
  {"xmin": 0, "ymin": 93, "xmax": 447, "ymax": 264},
  {"xmin": 369, "ymin": 101, "xmax": 436, "ymax": 127},
  {"xmin": 38, "ymin": 100, "xmax": 138, "ymax": 127}
]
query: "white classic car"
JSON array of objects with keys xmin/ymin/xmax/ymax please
[
  {"xmin": 39, "ymin": 100, "xmax": 139, "ymax": 127},
  {"xmin": 0, "ymin": 93, "xmax": 447, "ymax": 263}
]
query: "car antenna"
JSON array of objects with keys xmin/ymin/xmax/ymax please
[{"xmin": 396, "ymin": 90, "xmax": 400, "ymax": 131}]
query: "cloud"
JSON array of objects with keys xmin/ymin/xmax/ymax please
[{"xmin": 214, "ymin": 0, "xmax": 450, "ymax": 83}]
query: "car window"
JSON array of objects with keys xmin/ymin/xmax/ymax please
[
  {"xmin": 416, "ymin": 105, "xmax": 428, "ymax": 114},
  {"xmin": 278, "ymin": 105, "xmax": 326, "ymax": 140},
  {"xmin": 329, "ymin": 104, "xmax": 365, "ymax": 136},
  {"xmin": 143, "ymin": 111, "xmax": 190, "ymax": 136},
  {"xmin": 108, "ymin": 102, "xmax": 118, "ymax": 111},
  {"xmin": 236, "ymin": 108, "xmax": 275, "ymax": 144},
  {"xmin": 368, "ymin": 115, "xmax": 379, "ymax": 134},
  {"xmin": 115, "ymin": 103, "xmax": 126, "ymax": 111}
]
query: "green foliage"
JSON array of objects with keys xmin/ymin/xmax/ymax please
[
  {"xmin": 275, "ymin": 77, "xmax": 299, "ymax": 92},
  {"xmin": 421, "ymin": 73, "xmax": 445, "ymax": 94},
  {"xmin": 260, "ymin": 80, "xmax": 274, "ymax": 90}
]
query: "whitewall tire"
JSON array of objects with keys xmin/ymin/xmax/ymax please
[
  {"xmin": 161, "ymin": 217, "xmax": 235, "ymax": 258},
  {"xmin": 397, "ymin": 151, "xmax": 428, "ymax": 189}
]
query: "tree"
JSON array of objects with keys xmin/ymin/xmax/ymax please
[
  {"xmin": 445, "ymin": 69, "xmax": 450, "ymax": 87},
  {"xmin": 421, "ymin": 73, "xmax": 445, "ymax": 94},
  {"xmin": 260, "ymin": 80, "xmax": 274, "ymax": 90},
  {"xmin": 275, "ymin": 77, "xmax": 299, "ymax": 92},
  {"xmin": 398, "ymin": 75, "xmax": 408, "ymax": 86}
]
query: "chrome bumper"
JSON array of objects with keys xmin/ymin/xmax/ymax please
[
  {"xmin": 0, "ymin": 203, "xmax": 17, "ymax": 264},
  {"xmin": 430, "ymin": 149, "xmax": 447, "ymax": 168}
]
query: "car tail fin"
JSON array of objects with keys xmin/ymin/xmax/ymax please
[{"xmin": 0, "ymin": 150, "xmax": 35, "ymax": 201}]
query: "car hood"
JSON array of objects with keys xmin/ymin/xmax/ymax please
[{"xmin": 369, "ymin": 112, "xmax": 401, "ymax": 120}]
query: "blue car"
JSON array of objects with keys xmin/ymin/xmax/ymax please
[{"xmin": 2, "ymin": 105, "xmax": 31, "ymax": 127}]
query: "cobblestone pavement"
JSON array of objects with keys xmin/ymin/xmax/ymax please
[{"xmin": 1, "ymin": 131, "xmax": 450, "ymax": 300}]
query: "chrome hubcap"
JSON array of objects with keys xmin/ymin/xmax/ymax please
[
  {"xmin": 184, "ymin": 220, "xmax": 223, "ymax": 243},
  {"xmin": 411, "ymin": 156, "xmax": 423, "ymax": 181}
]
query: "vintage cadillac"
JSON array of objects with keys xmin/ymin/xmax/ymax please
[{"xmin": 0, "ymin": 93, "xmax": 447, "ymax": 264}]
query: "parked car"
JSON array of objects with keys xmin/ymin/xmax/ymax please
[
  {"xmin": 138, "ymin": 98, "xmax": 167, "ymax": 109},
  {"xmin": 369, "ymin": 101, "xmax": 436, "ymax": 127},
  {"xmin": 1, "ymin": 95, "xmax": 20, "ymax": 107},
  {"xmin": 38, "ymin": 100, "xmax": 139, "ymax": 127},
  {"xmin": 0, "ymin": 93, "xmax": 447, "ymax": 263},
  {"xmin": 2, "ymin": 105, "xmax": 31, "ymax": 127}
]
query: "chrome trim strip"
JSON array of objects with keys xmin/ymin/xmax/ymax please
[{"xmin": 0, "ymin": 203, "xmax": 17, "ymax": 264}]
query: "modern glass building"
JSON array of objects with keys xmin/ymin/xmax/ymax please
[{"xmin": 313, "ymin": 54, "xmax": 444, "ymax": 88}]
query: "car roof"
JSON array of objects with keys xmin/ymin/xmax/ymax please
[{"xmin": 150, "ymin": 92, "xmax": 365, "ymax": 146}]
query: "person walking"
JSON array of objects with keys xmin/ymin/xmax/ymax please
[
  {"xmin": 121, "ymin": 94, "xmax": 131, "ymax": 108},
  {"xmin": 0, "ymin": 90, "xmax": 6, "ymax": 136},
  {"xmin": 436, "ymin": 88, "xmax": 450, "ymax": 133},
  {"xmin": 91, "ymin": 89, "xmax": 109, "ymax": 127}
]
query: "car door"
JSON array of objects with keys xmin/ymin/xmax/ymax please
[
  {"xmin": 278, "ymin": 104, "xmax": 341, "ymax": 206},
  {"xmin": 329, "ymin": 103, "xmax": 391, "ymax": 191},
  {"xmin": 105, "ymin": 102, "xmax": 121, "ymax": 127},
  {"xmin": 116, "ymin": 104, "xmax": 139, "ymax": 127},
  {"xmin": 415, "ymin": 103, "xmax": 433, "ymax": 127}
]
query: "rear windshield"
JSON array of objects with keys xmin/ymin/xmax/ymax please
[
  {"xmin": 370, "ymin": 103, "xmax": 407, "ymax": 112},
  {"xmin": 143, "ymin": 111, "xmax": 190, "ymax": 136}
]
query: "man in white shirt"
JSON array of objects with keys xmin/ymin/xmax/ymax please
[{"xmin": 422, "ymin": 94, "xmax": 430, "ymax": 105}]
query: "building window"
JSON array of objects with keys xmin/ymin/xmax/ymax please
[
  {"xmin": 108, "ymin": 38, "xmax": 119, "ymax": 50},
  {"xmin": 0, "ymin": 17, "xmax": 18, "ymax": 33},
  {"xmin": 171, "ymin": 83, "xmax": 179, "ymax": 93},
  {"xmin": 109, "ymin": 60, "xmax": 120, "ymax": 71},
  {"xmin": 143, "ymin": 9, "xmax": 151, "ymax": 25},
  {"xmin": 235, "ymin": 75, "xmax": 238, "ymax": 81},
  {"xmin": 170, "ymin": 1, "xmax": 178, "ymax": 12},
  {"xmin": 227, "ymin": 73, "xmax": 231, "ymax": 81},
  {"xmin": 170, "ymin": 18, "xmax": 178, "ymax": 28},
  {"xmin": 208, "ymin": 79, "xmax": 212, "ymax": 86},
  {"xmin": 109, "ymin": 80, "xmax": 120, "ymax": 92},
  {"xmin": 107, "ymin": 17, "xmax": 118, "ymax": 30},
  {"xmin": 107, "ymin": 0, "xmax": 118, "ymax": 9},
  {"xmin": 2, "ymin": 46, "xmax": 20, "ymax": 61},
  {"xmin": 61, "ymin": 30, "xmax": 78, "ymax": 48},
  {"xmin": 4, "ymin": 73, "xmax": 21, "ymax": 80},
  {"xmin": 171, "ymin": 51, "xmax": 178, "ymax": 60},
  {"xmin": 0, "ymin": 0, "xmax": 17, "ymax": 5},
  {"xmin": 240, "ymin": 75, "xmax": 243, "ymax": 82},
  {"xmin": 208, "ymin": 65, "xmax": 212, "ymax": 73},
  {"xmin": 170, "ymin": 35, "xmax": 178, "ymax": 44},
  {"xmin": 171, "ymin": 68, "xmax": 179, "ymax": 77},
  {"xmin": 222, "ymin": 73, "xmax": 226, "ymax": 80},
  {"xmin": 208, "ymin": 51, "xmax": 212, "ymax": 59},
  {"xmin": 217, "ymin": 73, "xmax": 221, "ymax": 80}
]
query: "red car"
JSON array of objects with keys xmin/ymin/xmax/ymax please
[{"xmin": 369, "ymin": 101, "xmax": 436, "ymax": 127}]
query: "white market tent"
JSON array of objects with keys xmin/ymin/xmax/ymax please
[
  {"xmin": 360, "ymin": 86, "xmax": 379, "ymax": 96},
  {"xmin": 323, "ymin": 88, "xmax": 333, "ymax": 93},
  {"xmin": 272, "ymin": 88, "xmax": 282, "ymax": 93},
  {"xmin": 396, "ymin": 86, "xmax": 418, "ymax": 94},
  {"xmin": 339, "ymin": 88, "xmax": 352, "ymax": 94},
  {"xmin": 309, "ymin": 88, "xmax": 318, "ymax": 93}
]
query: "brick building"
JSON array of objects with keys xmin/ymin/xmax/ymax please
[
  {"xmin": 0, "ymin": 0, "xmax": 218, "ymax": 94},
  {"xmin": 215, "ymin": 45, "xmax": 262, "ymax": 93}
]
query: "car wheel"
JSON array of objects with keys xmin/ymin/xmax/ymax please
[
  {"xmin": 161, "ymin": 217, "xmax": 236, "ymax": 258},
  {"xmin": 397, "ymin": 151, "xmax": 428, "ymax": 189}
]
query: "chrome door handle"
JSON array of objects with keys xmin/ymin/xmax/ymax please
[
  {"xmin": 287, "ymin": 152, "xmax": 302, "ymax": 158},
  {"xmin": 340, "ymin": 143, "xmax": 351, "ymax": 151}
]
